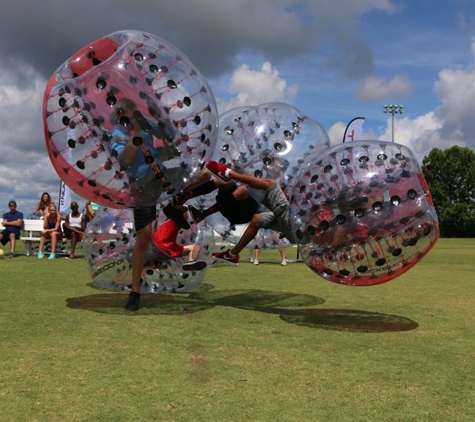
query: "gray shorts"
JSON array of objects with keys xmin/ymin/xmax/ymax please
[{"xmin": 258, "ymin": 182, "xmax": 295, "ymax": 244}]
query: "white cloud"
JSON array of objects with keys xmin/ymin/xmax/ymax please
[
  {"xmin": 0, "ymin": 68, "xmax": 70, "ymax": 214},
  {"xmin": 433, "ymin": 67, "xmax": 475, "ymax": 130},
  {"xmin": 390, "ymin": 39, "xmax": 475, "ymax": 161},
  {"xmin": 327, "ymin": 121, "xmax": 346, "ymax": 146},
  {"xmin": 355, "ymin": 75, "xmax": 415, "ymax": 101},
  {"xmin": 1, "ymin": 0, "xmax": 474, "ymax": 213},
  {"xmin": 342, "ymin": 42, "xmax": 475, "ymax": 163},
  {"xmin": 382, "ymin": 113, "xmax": 444, "ymax": 159},
  {"xmin": 216, "ymin": 61, "xmax": 299, "ymax": 113}
]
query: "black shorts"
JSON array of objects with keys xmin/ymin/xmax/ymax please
[
  {"xmin": 1, "ymin": 229, "xmax": 20, "ymax": 245},
  {"xmin": 133, "ymin": 206, "xmax": 157, "ymax": 231},
  {"xmin": 219, "ymin": 194, "xmax": 259, "ymax": 226}
]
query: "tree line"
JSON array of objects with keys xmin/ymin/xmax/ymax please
[{"xmin": 422, "ymin": 145, "xmax": 475, "ymax": 237}]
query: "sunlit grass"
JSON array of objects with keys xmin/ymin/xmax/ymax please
[{"xmin": 0, "ymin": 239, "xmax": 474, "ymax": 421}]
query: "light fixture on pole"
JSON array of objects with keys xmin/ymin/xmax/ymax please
[{"xmin": 383, "ymin": 104, "xmax": 404, "ymax": 143}]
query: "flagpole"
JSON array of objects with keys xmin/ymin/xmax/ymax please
[
  {"xmin": 342, "ymin": 117, "xmax": 365, "ymax": 143},
  {"xmin": 58, "ymin": 180, "xmax": 62, "ymax": 212}
]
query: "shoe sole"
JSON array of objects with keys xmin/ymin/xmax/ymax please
[
  {"xmin": 213, "ymin": 256, "xmax": 239, "ymax": 266},
  {"xmin": 206, "ymin": 168, "xmax": 230, "ymax": 184},
  {"xmin": 126, "ymin": 305, "xmax": 139, "ymax": 312},
  {"xmin": 189, "ymin": 207, "xmax": 204, "ymax": 224},
  {"xmin": 182, "ymin": 260, "xmax": 207, "ymax": 271}
]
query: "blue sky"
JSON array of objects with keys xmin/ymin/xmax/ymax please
[{"xmin": 1, "ymin": 0, "xmax": 475, "ymax": 214}]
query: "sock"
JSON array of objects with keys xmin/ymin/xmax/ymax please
[
  {"xmin": 200, "ymin": 205, "xmax": 217, "ymax": 219},
  {"xmin": 207, "ymin": 202, "xmax": 222, "ymax": 215},
  {"xmin": 186, "ymin": 180, "xmax": 217, "ymax": 199}
]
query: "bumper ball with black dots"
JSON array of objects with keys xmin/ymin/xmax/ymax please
[
  {"xmin": 211, "ymin": 102, "xmax": 331, "ymax": 202},
  {"xmin": 192, "ymin": 102, "xmax": 330, "ymax": 248},
  {"xmin": 290, "ymin": 141, "xmax": 439, "ymax": 286},
  {"xmin": 43, "ymin": 30, "xmax": 218, "ymax": 209},
  {"xmin": 82, "ymin": 207, "xmax": 214, "ymax": 293}
]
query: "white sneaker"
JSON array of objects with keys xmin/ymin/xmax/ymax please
[
  {"xmin": 281, "ymin": 259, "xmax": 287, "ymax": 266},
  {"xmin": 250, "ymin": 257, "xmax": 254, "ymax": 263},
  {"xmin": 253, "ymin": 259, "xmax": 259, "ymax": 265}
]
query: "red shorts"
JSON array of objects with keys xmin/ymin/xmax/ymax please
[{"xmin": 152, "ymin": 219, "xmax": 184, "ymax": 258}]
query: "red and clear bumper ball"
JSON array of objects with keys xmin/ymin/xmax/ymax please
[
  {"xmin": 290, "ymin": 141, "xmax": 439, "ymax": 286},
  {"xmin": 43, "ymin": 30, "xmax": 218, "ymax": 208}
]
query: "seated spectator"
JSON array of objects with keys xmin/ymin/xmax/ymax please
[
  {"xmin": 85, "ymin": 200, "xmax": 99, "ymax": 223},
  {"xmin": 34, "ymin": 192, "xmax": 52, "ymax": 217},
  {"xmin": 0, "ymin": 199, "xmax": 24, "ymax": 259},
  {"xmin": 63, "ymin": 201, "xmax": 86, "ymax": 259},
  {"xmin": 37, "ymin": 204, "xmax": 63, "ymax": 260}
]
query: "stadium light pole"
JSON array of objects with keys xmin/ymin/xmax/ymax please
[{"xmin": 383, "ymin": 104, "xmax": 404, "ymax": 143}]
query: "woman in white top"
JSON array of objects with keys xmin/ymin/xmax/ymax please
[{"xmin": 63, "ymin": 201, "xmax": 86, "ymax": 259}]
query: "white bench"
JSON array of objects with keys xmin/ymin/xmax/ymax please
[
  {"xmin": 21, "ymin": 219, "xmax": 48, "ymax": 256},
  {"xmin": 0, "ymin": 219, "xmax": 83, "ymax": 256}
]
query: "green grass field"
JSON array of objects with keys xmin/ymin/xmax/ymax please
[{"xmin": 0, "ymin": 239, "xmax": 474, "ymax": 422}]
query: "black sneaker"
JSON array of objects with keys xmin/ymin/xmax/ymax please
[
  {"xmin": 9, "ymin": 253, "xmax": 14, "ymax": 259},
  {"xmin": 125, "ymin": 292, "xmax": 141, "ymax": 312},
  {"xmin": 163, "ymin": 203, "xmax": 190, "ymax": 229},
  {"xmin": 171, "ymin": 193, "xmax": 184, "ymax": 207},
  {"xmin": 182, "ymin": 260, "xmax": 207, "ymax": 271},
  {"xmin": 189, "ymin": 206, "xmax": 206, "ymax": 224}
]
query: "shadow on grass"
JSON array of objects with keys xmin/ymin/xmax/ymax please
[
  {"xmin": 279, "ymin": 309, "xmax": 419, "ymax": 332},
  {"xmin": 66, "ymin": 283, "xmax": 418, "ymax": 332}
]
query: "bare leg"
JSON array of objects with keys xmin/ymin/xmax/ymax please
[
  {"xmin": 70, "ymin": 232, "xmax": 77, "ymax": 254},
  {"xmin": 9, "ymin": 233, "xmax": 16, "ymax": 254},
  {"xmin": 228, "ymin": 171, "xmax": 275, "ymax": 191},
  {"xmin": 182, "ymin": 244, "xmax": 199, "ymax": 262},
  {"xmin": 39, "ymin": 234, "xmax": 46, "ymax": 252},
  {"xmin": 51, "ymin": 232, "xmax": 61, "ymax": 253},
  {"xmin": 232, "ymin": 185, "xmax": 250, "ymax": 201},
  {"xmin": 230, "ymin": 213, "xmax": 260, "ymax": 256},
  {"xmin": 52, "ymin": 233, "xmax": 58, "ymax": 252},
  {"xmin": 254, "ymin": 249, "xmax": 261, "ymax": 260},
  {"xmin": 131, "ymin": 224, "xmax": 151, "ymax": 293},
  {"xmin": 49, "ymin": 233, "xmax": 55, "ymax": 252},
  {"xmin": 279, "ymin": 249, "xmax": 286, "ymax": 260},
  {"xmin": 180, "ymin": 244, "xmax": 207, "ymax": 271}
]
